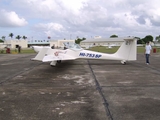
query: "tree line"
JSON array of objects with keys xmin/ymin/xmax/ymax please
[
  {"xmin": 0, "ymin": 33, "xmax": 27, "ymax": 42},
  {"xmin": 1, "ymin": 33, "xmax": 160, "ymax": 44},
  {"xmin": 75, "ymin": 34, "xmax": 159, "ymax": 44},
  {"xmin": 110, "ymin": 34, "xmax": 160, "ymax": 44}
]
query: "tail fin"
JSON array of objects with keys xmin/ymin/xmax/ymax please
[{"xmin": 114, "ymin": 37, "xmax": 137, "ymax": 61}]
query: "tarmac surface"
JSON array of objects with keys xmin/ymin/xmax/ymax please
[{"xmin": 0, "ymin": 53, "xmax": 160, "ymax": 120}]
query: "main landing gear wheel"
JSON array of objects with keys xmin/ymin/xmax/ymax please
[
  {"xmin": 121, "ymin": 60, "xmax": 126, "ymax": 65},
  {"xmin": 57, "ymin": 60, "xmax": 61, "ymax": 63}
]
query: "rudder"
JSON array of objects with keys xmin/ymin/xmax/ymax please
[{"xmin": 114, "ymin": 37, "xmax": 137, "ymax": 61}]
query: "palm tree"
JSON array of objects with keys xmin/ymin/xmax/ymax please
[
  {"xmin": 22, "ymin": 36, "xmax": 27, "ymax": 40},
  {"xmin": 16, "ymin": 35, "xmax": 21, "ymax": 40},
  {"xmin": 9, "ymin": 33, "xmax": 14, "ymax": 39},
  {"xmin": 1, "ymin": 36, "xmax": 6, "ymax": 41}
]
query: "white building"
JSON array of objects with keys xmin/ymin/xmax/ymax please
[
  {"xmin": 50, "ymin": 39, "xmax": 75, "ymax": 48},
  {"xmin": 0, "ymin": 43, "xmax": 6, "ymax": 49},
  {"xmin": 80, "ymin": 37, "xmax": 134, "ymax": 48},
  {"xmin": 1, "ymin": 39, "xmax": 75, "ymax": 49},
  {"xmin": 94, "ymin": 36, "xmax": 102, "ymax": 39},
  {"xmin": 4, "ymin": 40, "xmax": 28, "ymax": 49},
  {"xmin": 28, "ymin": 39, "xmax": 50, "ymax": 47}
]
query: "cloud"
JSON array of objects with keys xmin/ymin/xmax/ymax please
[
  {"xmin": 1, "ymin": 0, "xmax": 160, "ymax": 39},
  {"xmin": 32, "ymin": 22, "xmax": 65, "ymax": 38},
  {"xmin": 34, "ymin": 23, "xmax": 64, "ymax": 31},
  {"xmin": 0, "ymin": 9, "xmax": 28, "ymax": 27}
]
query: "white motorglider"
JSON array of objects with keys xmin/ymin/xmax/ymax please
[{"xmin": 31, "ymin": 37, "xmax": 137, "ymax": 66}]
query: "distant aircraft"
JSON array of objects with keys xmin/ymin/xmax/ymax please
[
  {"xmin": 31, "ymin": 37, "xmax": 137, "ymax": 66},
  {"xmin": 101, "ymin": 44, "xmax": 116, "ymax": 49}
]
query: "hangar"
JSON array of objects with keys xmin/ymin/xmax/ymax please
[
  {"xmin": 50, "ymin": 39, "xmax": 75, "ymax": 48},
  {"xmin": 3, "ymin": 39, "xmax": 27, "ymax": 49},
  {"xmin": 2, "ymin": 39, "xmax": 75, "ymax": 49},
  {"xmin": 80, "ymin": 37, "xmax": 133, "ymax": 48}
]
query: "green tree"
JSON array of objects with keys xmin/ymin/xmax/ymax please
[
  {"xmin": 0, "ymin": 39, "xmax": 4, "ymax": 42},
  {"xmin": 75, "ymin": 37, "xmax": 86, "ymax": 44},
  {"xmin": 16, "ymin": 35, "xmax": 21, "ymax": 40},
  {"xmin": 82, "ymin": 37, "xmax": 86, "ymax": 40},
  {"xmin": 1, "ymin": 36, "xmax": 5, "ymax": 41},
  {"xmin": 155, "ymin": 35, "xmax": 160, "ymax": 42},
  {"xmin": 137, "ymin": 39, "xmax": 142, "ymax": 44},
  {"xmin": 110, "ymin": 34, "xmax": 118, "ymax": 38},
  {"xmin": 22, "ymin": 36, "xmax": 27, "ymax": 40},
  {"xmin": 9, "ymin": 33, "xmax": 14, "ymax": 39},
  {"xmin": 142, "ymin": 35, "xmax": 153, "ymax": 43},
  {"xmin": 135, "ymin": 37, "xmax": 141, "ymax": 44}
]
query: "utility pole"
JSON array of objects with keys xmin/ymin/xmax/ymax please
[{"xmin": 70, "ymin": 34, "xmax": 72, "ymax": 40}]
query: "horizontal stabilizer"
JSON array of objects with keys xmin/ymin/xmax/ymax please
[
  {"xmin": 31, "ymin": 47, "xmax": 49, "ymax": 61},
  {"xmin": 114, "ymin": 37, "xmax": 137, "ymax": 61},
  {"xmin": 42, "ymin": 55, "xmax": 58, "ymax": 62}
]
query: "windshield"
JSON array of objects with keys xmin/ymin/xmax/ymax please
[{"xmin": 63, "ymin": 42, "xmax": 82, "ymax": 50}]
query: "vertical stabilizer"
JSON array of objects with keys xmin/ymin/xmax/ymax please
[{"xmin": 114, "ymin": 37, "xmax": 137, "ymax": 61}]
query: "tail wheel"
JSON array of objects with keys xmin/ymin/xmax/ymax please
[{"xmin": 121, "ymin": 60, "xmax": 126, "ymax": 65}]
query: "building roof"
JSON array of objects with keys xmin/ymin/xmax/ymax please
[
  {"xmin": 28, "ymin": 42, "xmax": 50, "ymax": 45},
  {"xmin": 49, "ymin": 40, "xmax": 58, "ymax": 42},
  {"xmin": 81, "ymin": 37, "xmax": 135, "ymax": 43}
]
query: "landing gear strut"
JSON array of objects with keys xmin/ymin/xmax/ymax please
[
  {"xmin": 50, "ymin": 60, "xmax": 62, "ymax": 67},
  {"xmin": 50, "ymin": 61, "xmax": 57, "ymax": 67}
]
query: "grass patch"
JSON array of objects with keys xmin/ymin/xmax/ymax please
[
  {"xmin": 11, "ymin": 48, "xmax": 35, "ymax": 54},
  {"xmin": 88, "ymin": 46, "xmax": 160, "ymax": 53},
  {"xmin": 1, "ymin": 46, "xmax": 159, "ymax": 54},
  {"xmin": 88, "ymin": 46, "xmax": 119, "ymax": 53}
]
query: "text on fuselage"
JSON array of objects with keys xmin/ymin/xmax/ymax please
[{"xmin": 79, "ymin": 53, "xmax": 102, "ymax": 58}]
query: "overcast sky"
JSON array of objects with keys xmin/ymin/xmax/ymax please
[{"xmin": 0, "ymin": 0, "xmax": 160, "ymax": 40}]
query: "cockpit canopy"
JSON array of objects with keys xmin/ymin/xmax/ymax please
[{"xmin": 63, "ymin": 42, "xmax": 83, "ymax": 50}]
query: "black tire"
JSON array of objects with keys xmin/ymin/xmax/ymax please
[{"xmin": 57, "ymin": 60, "xmax": 61, "ymax": 63}]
